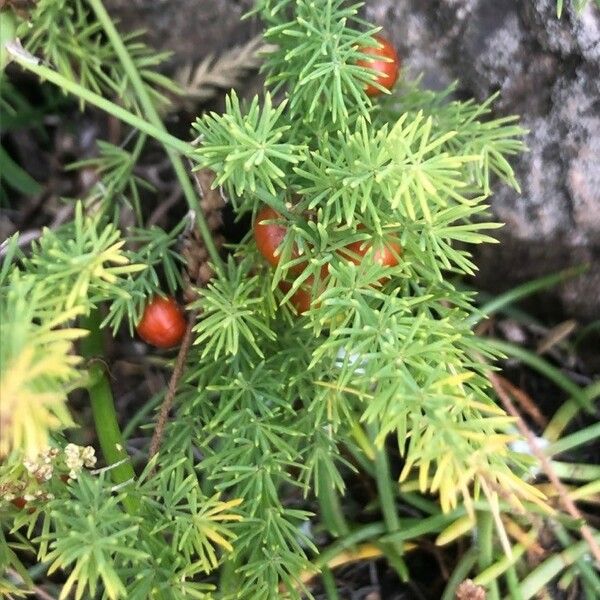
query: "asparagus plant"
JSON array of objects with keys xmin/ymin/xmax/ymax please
[{"xmin": 1, "ymin": 1, "xmax": 598, "ymax": 599}]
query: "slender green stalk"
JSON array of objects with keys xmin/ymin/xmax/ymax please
[
  {"xmin": 545, "ymin": 422, "xmax": 600, "ymax": 457},
  {"xmin": 80, "ymin": 311, "xmax": 138, "ymax": 513},
  {"xmin": 314, "ymin": 523, "xmax": 387, "ymax": 569},
  {"xmin": 87, "ymin": 0, "xmax": 223, "ymax": 271},
  {"xmin": 550, "ymin": 461, "xmax": 600, "ymax": 482},
  {"xmin": 321, "ymin": 567, "xmax": 340, "ymax": 600},
  {"xmin": 517, "ymin": 533, "xmax": 600, "ymax": 600},
  {"xmin": 477, "ymin": 511, "xmax": 500, "ymax": 600},
  {"xmin": 545, "ymin": 398, "xmax": 586, "ymax": 443},
  {"xmin": 474, "ymin": 541, "xmax": 527, "ymax": 587},
  {"xmin": 382, "ymin": 507, "xmax": 465, "ymax": 544},
  {"xmin": 467, "ymin": 266, "xmax": 586, "ymax": 327},
  {"xmin": 382, "ymin": 548, "xmax": 410, "ymax": 582},
  {"xmin": 441, "ymin": 547, "xmax": 479, "ymax": 600},
  {"xmin": 9, "ymin": 31, "xmax": 222, "ymax": 271},
  {"xmin": 9, "ymin": 52, "xmax": 188, "ymax": 154},
  {"xmin": 368, "ymin": 424, "xmax": 402, "ymax": 539},
  {"xmin": 398, "ymin": 491, "xmax": 440, "ymax": 515},
  {"xmin": 345, "ymin": 447, "xmax": 375, "ymax": 478},
  {"xmin": 218, "ymin": 557, "xmax": 238, "ymax": 596},
  {"xmin": 504, "ymin": 565, "xmax": 524, "ymax": 600},
  {"xmin": 317, "ymin": 469, "xmax": 350, "ymax": 537},
  {"xmin": 553, "ymin": 523, "xmax": 600, "ymax": 595},
  {"xmin": 570, "ymin": 479, "xmax": 600, "ymax": 502}
]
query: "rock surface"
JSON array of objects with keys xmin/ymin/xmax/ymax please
[{"xmin": 106, "ymin": 0, "xmax": 600, "ymax": 320}]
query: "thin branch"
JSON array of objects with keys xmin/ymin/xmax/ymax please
[
  {"xmin": 147, "ymin": 313, "xmax": 196, "ymax": 465},
  {"xmin": 495, "ymin": 374, "xmax": 548, "ymax": 430},
  {"xmin": 489, "ymin": 372, "xmax": 600, "ymax": 567}
]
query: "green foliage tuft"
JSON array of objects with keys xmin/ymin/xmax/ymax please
[
  {"xmin": 3, "ymin": 0, "xmax": 597, "ymax": 599},
  {"xmin": 190, "ymin": 256, "xmax": 277, "ymax": 360},
  {"xmin": 193, "ymin": 91, "xmax": 305, "ymax": 201}
]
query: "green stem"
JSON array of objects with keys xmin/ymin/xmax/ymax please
[
  {"xmin": 552, "ymin": 523, "xmax": 600, "ymax": 595},
  {"xmin": 218, "ymin": 557, "xmax": 238, "ymax": 597},
  {"xmin": 545, "ymin": 422, "xmax": 600, "ymax": 457},
  {"xmin": 544, "ymin": 380, "xmax": 600, "ymax": 442},
  {"xmin": 10, "ymin": 53, "xmax": 189, "ymax": 154},
  {"xmin": 467, "ymin": 266, "xmax": 586, "ymax": 328},
  {"xmin": 86, "ymin": 0, "xmax": 223, "ymax": 271},
  {"xmin": 516, "ymin": 532, "xmax": 600, "ymax": 600},
  {"xmin": 81, "ymin": 311, "xmax": 138, "ymax": 513},
  {"xmin": 550, "ymin": 461, "xmax": 600, "ymax": 482},
  {"xmin": 477, "ymin": 510, "xmax": 500, "ymax": 600},
  {"xmin": 10, "ymin": 32, "xmax": 222, "ymax": 272},
  {"xmin": 367, "ymin": 424, "xmax": 402, "ymax": 540},
  {"xmin": 317, "ymin": 469, "xmax": 350, "ymax": 538},
  {"xmin": 440, "ymin": 546, "xmax": 479, "ymax": 600},
  {"xmin": 314, "ymin": 522, "xmax": 387, "ymax": 569},
  {"xmin": 321, "ymin": 567, "xmax": 340, "ymax": 600},
  {"xmin": 503, "ymin": 565, "xmax": 524, "ymax": 600},
  {"xmin": 381, "ymin": 507, "xmax": 465, "ymax": 544},
  {"xmin": 474, "ymin": 541, "xmax": 527, "ymax": 587}
]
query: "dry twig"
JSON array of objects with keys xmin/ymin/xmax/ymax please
[
  {"xmin": 147, "ymin": 314, "xmax": 196, "ymax": 465},
  {"xmin": 147, "ymin": 168, "xmax": 224, "ymax": 464},
  {"xmin": 494, "ymin": 375, "xmax": 548, "ymax": 429},
  {"xmin": 489, "ymin": 372, "xmax": 600, "ymax": 567}
]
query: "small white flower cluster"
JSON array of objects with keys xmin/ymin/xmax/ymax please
[
  {"xmin": 1, "ymin": 481, "xmax": 25, "ymax": 503},
  {"xmin": 64, "ymin": 443, "xmax": 97, "ymax": 479},
  {"xmin": 23, "ymin": 447, "xmax": 60, "ymax": 482},
  {"xmin": 22, "ymin": 490, "xmax": 55, "ymax": 502},
  {"xmin": 2, "ymin": 484, "xmax": 54, "ymax": 504}
]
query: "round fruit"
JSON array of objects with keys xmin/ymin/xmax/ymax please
[
  {"xmin": 136, "ymin": 296, "xmax": 186, "ymax": 349},
  {"xmin": 278, "ymin": 280, "xmax": 314, "ymax": 315},
  {"xmin": 253, "ymin": 206, "xmax": 298, "ymax": 270},
  {"xmin": 357, "ymin": 34, "xmax": 400, "ymax": 97},
  {"xmin": 11, "ymin": 497, "xmax": 27, "ymax": 510},
  {"xmin": 341, "ymin": 236, "xmax": 402, "ymax": 268}
]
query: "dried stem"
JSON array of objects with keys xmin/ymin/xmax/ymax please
[
  {"xmin": 489, "ymin": 372, "xmax": 600, "ymax": 566},
  {"xmin": 494, "ymin": 374, "xmax": 548, "ymax": 429},
  {"xmin": 147, "ymin": 314, "xmax": 196, "ymax": 465}
]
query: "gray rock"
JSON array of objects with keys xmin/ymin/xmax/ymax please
[
  {"xmin": 105, "ymin": 0, "xmax": 600, "ymax": 320},
  {"xmin": 523, "ymin": 0, "xmax": 600, "ymax": 61}
]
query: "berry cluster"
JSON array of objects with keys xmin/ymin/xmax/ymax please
[{"xmin": 253, "ymin": 34, "xmax": 402, "ymax": 314}]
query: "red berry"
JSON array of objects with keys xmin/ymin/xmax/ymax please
[
  {"xmin": 339, "ymin": 227, "xmax": 402, "ymax": 283},
  {"xmin": 253, "ymin": 205, "xmax": 304, "ymax": 274},
  {"xmin": 278, "ymin": 280, "xmax": 316, "ymax": 315},
  {"xmin": 136, "ymin": 296, "xmax": 186, "ymax": 349},
  {"xmin": 357, "ymin": 34, "xmax": 401, "ymax": 97},
  {"xmin": 341, "ymin": 238, "xmax": 402, "ymax": 268},
  {"xmin": 11, "ymin": 496, "xmax": 27, "ymax": 510}
]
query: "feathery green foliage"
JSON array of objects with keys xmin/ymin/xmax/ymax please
[
  {"xmin": 23, "ymin": 0, "xmax": 179, "ymax": 111},
  {"xmin": 1, "ymin": 0, "xmax": 597, "ymax": 598}
]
